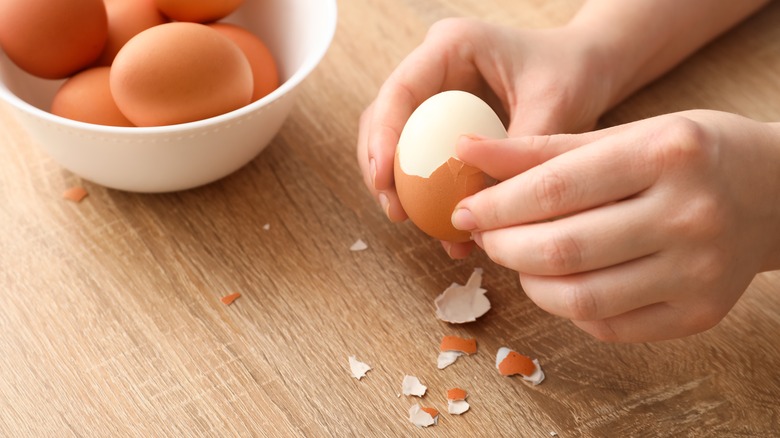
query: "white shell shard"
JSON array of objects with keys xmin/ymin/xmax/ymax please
[
  {"xmin": 402, "ymin": 375, "xmax": 427, "ymax": 397},
  {"xmin": 408, "ymin": 404, "xmax": 438, "ymax": 428},
  {"xmin": 350, "ymin": 239, "xmax": 368, "ymax": 251},
  {"xmin": 434, "ymin": 268, "xmax": 491, "ymax": 323},
  {"xmin": 437, "ymin": 351, "xmax": 464, "ymax": 369},
  {"xmin": 495, "ymin": 347, "xmax": 545, "ymax": 385},
  {"xmin": 495, "ymin": 346, "xmax": 511, "ymax": 367},
  {"xmin": 348, "ymin": 356, "xmax": 371, "ymax": 380},
  {"xmin": 262, "ymin": 223, "xmax": 271, "ymax": 231},
  {"xmin": 524, "ymin": 359, "xmax": 545, "ymax": 385},
  {"xmin": 397, "ymin": 90, "xmax": 507, "ymax": 177},
  {"xmin": 447, "ymin": 400, "xmax": 470, "ymax": 415}
]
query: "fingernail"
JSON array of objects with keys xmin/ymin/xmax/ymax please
[
  {"xmin": 471, "ymin": 232, "xmax": 483, "ymax": 248},
  {"xmin": 369, "ymin": 158, "xmax": 377, "ymax": 188},
  {"xmin": 451, "ymin": 208, "xmax": 477, "ymax": 230},
  {"xmin": 378, "ymin": 192, "xmax": 390, "ymax": 218}
]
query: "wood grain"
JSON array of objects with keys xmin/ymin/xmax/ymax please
[{"xmin": 2, "ymin": 0, "xmax": 780, "ymax": 436}]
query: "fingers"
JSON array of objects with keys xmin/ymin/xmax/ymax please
[
  {"xmin": 475, "ymin": 197, "xmax": 665, "ymax": 275},
  {"xmin": 441, "ymin": 240, "xmax": 476, "ymax": 259},
  {"xmin": 456, "ymin": 130, "xmax": 614, "ymax": 181},
  {"xmin": 357, "ymin": 103, "xmax": 409, "ymax": 222},
  {"xmin": 518, "ymin": 254, "xmax": 677, "ymax": 323},
  {"xmin": 572, "ymin": 302, "xmax": 720, "ymax": 343},
  {"xmin": 367, "ymin": 43, "xmax": 450, "ymax": 192},
  {"xmin": 453, "ymin": 125, "xmax": 660, "ymax": 231}
]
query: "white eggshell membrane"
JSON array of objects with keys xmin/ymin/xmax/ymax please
[{"xmin": 397, "ymin": 90, "xmax": 507, "ymax": 177}]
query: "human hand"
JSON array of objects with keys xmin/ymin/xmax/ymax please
[
  {"xmin": 451, "ymin": 110, "xmax": 780, "ymax": 342},
  {"xmin": 356, "ymin": 18, "xmax": 616, "ymax": 258}
]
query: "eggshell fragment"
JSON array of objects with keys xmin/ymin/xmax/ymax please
[
  {"xmin": 446, "ymin": 388, "xmax": 467, "ymax": 401},
  {"xmin": 437, "ymin": 351, "xmax": 463, "ymax": 370},
  {"xmin": 220, "ymin": 292, "xmax": 241, "ymax": 305},
  {"xmin": 394, "ymin": 90, "xmax": 507, "ymax": 242},
  {"xmin": 401, "ymin": 375, "xmax": 427, "ymax": 397},
  {"xmin": 349, "ymin": 239, "xmax": 368, "ymax": 252},
  {"xmin": 110, "ymin": 22, "xmax": 253, "ymax": 126},
  {"xmin": 62, "ymin": 186, "xmax": 89, "ymax": 203},
  {"xmin": 434, "ymin": 268, "xmax": 491, "ymax": 323},
  {"xmin": 440, "ymin": 336, "xmax": 477, "ymax": 355},
  {"xmin": 446, "ymin": 388, "xmax": 470, "ymax": 415},
  {"xmin": 496, "ymin": 347, "xmax": 545, "ymax": 385},
  {"xmin": 0, "ymin": 0, "xmax": 108, "ymax": 79},
  {"xmin": 348, "ymin": 356, "xmax": 371, "ymax": 380},
  {"xmin": 437, "ymin": 335, "xmax": 477, "ymax": 369},
  {"xmin": 408, "ymin": 404, "xmax": 439, "ymax": 428},
  {"xmin": 51, "ymin": 67, "xmax": 134, "ymax": 127}
]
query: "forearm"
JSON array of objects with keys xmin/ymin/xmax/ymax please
[{"xmin": 567, "ymin": 0, "xmax": 770, "ymax": 109}]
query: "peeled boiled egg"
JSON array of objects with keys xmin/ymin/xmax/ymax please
[
  {"xmin": 0, "ymin": 0, "xmax": 108, "ymax": 79},
  {"xmin": 154, "ymin": 0, "xmax": 244, "ymax": 23},
  {"xmin": 110, "ymin": 22, "xmax": 253, "ymax": 127},
  {"xmin": 394, "ymin": 91, "xmax": 507, "ymax": 242},
  {"xmin": 51, "ymin": 67, "xmax": 133, "ymax": 127},
  {"xmin": 95, "ymin": 0, "xmax": 168, "ymax": 66},
  {"xmin": 208, "ymin": 23, "xmax": 279, "ymax": 102}
]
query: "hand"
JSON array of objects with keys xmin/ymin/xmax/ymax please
[
  {"xmin": 356, "ymin": 18, "xmax": 616, "ymax": 258},
  {"xmin": 451, "ymin": 110, "xmax": 780, "ymax": 342}
]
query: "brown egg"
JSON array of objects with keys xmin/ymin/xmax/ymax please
[
  {"xmin": 95, "ymin": 0, "xmax": 168, "ymax": 66},
  {"xmin": 394, "ymin": 91, "xmax": 507, "ymax": 243},
  {"xmin": 50, "ymin": 67, "xmax": 134, "ymax": 127},
  {"xmin": 153, "ymin": 0, "xmax": 244, "ymax": 23},
  {"xmin": 208, "ymin": 23, "xmax": 279, "ymax": 102},
  {"xmin": 0, "ymin": 0, "xmax": 108, "ymax": 79},
  {"xmin": 110, "ymin": 22, "xmax": 253, "ymax": 127}
]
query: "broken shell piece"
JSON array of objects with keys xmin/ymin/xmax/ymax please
[
  {"xmin": 349, "ymin": 356, "xmax": 371, "ymax": 380},
  {"xmin": 448, "ymin": 400, "xmax": 470, "ymax": 415},
  {"xmin": 440, "ymin": 335, "xmax": 477, "ymax": 354},
  {"xmin": 350, "ymin": 239, "xmax": 368, "ymax": 251},
  {"xmin": 437, "ymin": 351, "xmax": 463, "ymax": 370},
  {"xmin": 495, "ymin": 347, "xmax": 545, "ymax": 385},
  {"xmin": 408, "ymin": 403, "xmax": 439, "ymax": 428},
  {"xmin": 63, "ymin": 186, "xmax": 89, "ymax": 202},
  {"xmin": 262, "ymin": 223, "xmax": 271, "ymax": 231},
  {"xmin": 437, "ymin": 335, "xmax": 477, "ymax": 369},
  {"xmin": 402, "ymin": 375, "xmax": 427, "ymax": 397},
  {"xmin": 220, "ymin": 292, "xmax": 241, "ymax": 305},
  {"xmin": 447, "ymin": 387, "xmax": 467, "ymax": 401},
  {"xmin": 446, "ymin": 388, "xmax": 469, "ymax": 415},
  {"xmin": 434, "ymin": 268, "xmax": 491, "ymax": 323}
]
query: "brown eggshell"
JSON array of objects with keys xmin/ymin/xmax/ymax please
[
  {"xmin": 154, "ymin": 0, "xmax": 244, "ymax": 23},
  {"xmin": 50, "ymin": 67, "xmax": 134, "ymax": 127},
  {"xmin": 395, "ymin": 154, "xmax": 491, "ymax": 243},
  {"xmin": 95, "ymin": 0, "xmax": 168, "ymax": 66},
  {"xmin": 208, "ymin": 23, "xmax": 279, "ymax": 102},
  {"xmin": 110, "ymin": 22, "xmax": 253, "ymax": 127},
  {"xmin": 0, "ymin": 0, "xmax": 108, "ymax": 79}
]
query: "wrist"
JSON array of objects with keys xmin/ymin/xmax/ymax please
[{"xmin": 555, "ymin": 21, "xmax": 632, "ymax": 119}]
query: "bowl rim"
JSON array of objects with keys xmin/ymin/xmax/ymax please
[{"xmin": 0, "ymin": 0, "xmax": 338, "ymax": 135}]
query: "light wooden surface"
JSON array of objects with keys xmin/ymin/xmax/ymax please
[{"xmin": 2, "ymin": 1, "xmax": 780, "ymax": 436}]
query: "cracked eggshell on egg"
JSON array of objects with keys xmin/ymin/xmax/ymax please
[{"xmin": 394, "ymin": 91, "xmax": 507, "ymax": 242}]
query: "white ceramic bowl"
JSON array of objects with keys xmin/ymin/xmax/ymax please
[{"xmin": 0, "ymin": 0, "xmax": 337, "ymax": 192}]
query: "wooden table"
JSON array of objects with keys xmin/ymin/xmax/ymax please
[{"xmin": 2, "ymin": 1, "xmax": 780, "ymax": 436}]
